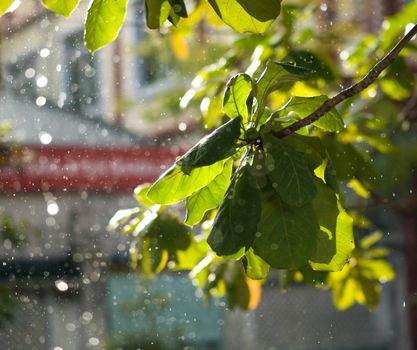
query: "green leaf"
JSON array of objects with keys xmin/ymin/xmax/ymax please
[
  {"xmin": 380, "ymin": 57, "xmax": 415, "ymax": 101},
  {"xmin": 243, "ymin": 248, "xmax": 270, "ymax": 280},
  {"xmin": 145, "ymin": 0, "xmax": 171, "ymax": 29},
  {"xmin": 309, "ymin": 181, "xmax": 354, "ymax": 271},
  {"xmin": 185, "ymin": 160, "xmax": 233, "ymax": 226},
  {"xmin": 287, "ymin": 50, "xmax": 336, "ymax": 82},
  {"xmin": 85, "ymin": 0, "xmax": 128, "ymax": 52},
  {"xmin": 0, "ymin": 0, "xmax": 15, "ymax": 16},
  {"xmin": 332, "ymin": 275, "xmax": 357, "ymax": 310},
  {"xmin": 359, "ymin": 259, "xmax": 395, "ymax": 282},
  {"xmin": 208, "ymin": 164, "xmax": 261, "ymax": 256},
  {"xmin": 324, "ymin": 158, "xmax": 339, "ymax": 193},
  {"xmin": 208, "ymin": 0, "xmax": 282, "ymax": 34},
  {"xmin": 140, "ymin": 211, "xmax": 191, "ymax": 276},
  {"xmin": 172, "ymin": 236, "xmax": 210, "ymax": 271},
  {"xmin": 108, "ymin": 207, "xmax": 141, "ymax": 231},
  {"xmin": 223, "ymin": 74, "xmax": 253, "ymax": 123},
  {"xmin": 168, "ymin": 0, "xmax": 187, "ymax": 18},
  {"xmin": 279, "ymin": 96, "xmax": 344, "ymax": 132},
  {"xmin": 141, "ymin": 234, "xmax": 165, "ymax": 276},
  {"xmin": 40, "ymin": 0, "xmax": 80, "ymax": 17},
  {"xmin": 263, "ymin": 135, "xmax": 317, "ymax": 207},
  {"xmin": 357, "ymin": 275, "xmax": 380, "ymax": 310},
  {"xmin": 177, "ymin": 116, "xmax": 242, "ymax": 171},
  {"xmin": 253, "ymin": 193, "xmax": 319, "ymax": 269},
  {"xmin": 284, "ymin": 134, "xmax": 326, "ymax": 170},
  {"xmin": 380, "ymin": 2, "xmax": 417, "ymax": 51},
  {"xmin": 133, "ymin": 183, "xmax": 155, "ymax": 207},
  {"xmin": 222, "ymin": 262, "xmax": 250, "ymax": 309},
  {"xmin": 324, "ymin": 139, "xmax": 376, "ymax": 188},
  {"xmin": 360, "ymin": 231, "xmax": 383, "ymax": 250},
  {"xmin": 256, "ymin": 61, "xmax": 310, "ymax": 118},
  {"xmin": 147, "ymin": 161, "xmax": 225, "ymax": 205}
]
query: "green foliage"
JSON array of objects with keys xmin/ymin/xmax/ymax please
[
  {"xmin": 147, "ymin": 161, "xmax": 224, "ymax": 204},
  {"xmin": 185, "ymin": 159, "xmax": 233, "ymax": 226},
  {"xmin": 176, "ymin": 116, "xmax": 242, "ymax": 171},
  {"xmin": 208, "ymin": 0, "xmax": 282, "ymax": 34},
  {"xmin": 40, "ymin": 0, "xmax": 80, "ymax": 17},
  {"xmin": 263, "ymin": 135, "xmax": 317, "ymax": 207},
  {"xmin": 85, "ymin": 0, "xmax": 128, "ymax": 52},
  {"xmin": 208, "ymin": 164, "xmax": 261, "ymax": 257},
  {"xmin": 223, "ymin": 74, "xmax": 253, "ymax": 122},
  {"xmin": 3, "ymin": 0, "xmax": 285, "ymax": 52},
  {"xmin": 253, "ymin": 192, "xmax": 319, "ymax": 269},
  {"xmin": 16, "ymin": 0, "xmax": 415, "ymax": 312},
  {"xmin": 309, "ymin": 181, "xmax": 354, "ymax": 271}
]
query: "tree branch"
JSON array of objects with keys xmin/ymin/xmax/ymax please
[{"xmin": 273, "ymin": 23, "xmax": 417, "ymax": 138}]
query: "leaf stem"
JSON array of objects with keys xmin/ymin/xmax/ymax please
[{"xmin": 272, "ymin": 23, "xmax": 417, "ymax": 138}]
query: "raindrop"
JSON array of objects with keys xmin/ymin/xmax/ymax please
[
  {"xmin": 47, "ymin": 201, "xmax": 59, "ymax": 215},
  {"xmin": 40, "ymin": 48, "xmax": 50, "ymax": 58},
  {"xmin": 36, "ymin": 96, "xmax": 46, "ymax": 106},
  {"xmin": 36, "ymin": 75, "xmax": 48, "ymax": 88},
  {"xmin": 25, "ymin": 68, "xmax": 36, "ymax": 79},
  {"xmin": 39, "ymin": 131, "xmax": 52, "ymax": 144},
  {"xmin": 55, "ymin": 279, "xmax": 68, "ymax": 292},
  {"xmin": 89, "ymin": 337, "xmax": 100, "ymax": 346},
  {"xmin": 178, "ymin": 122, "xmax": 187, "ymax": 131}
]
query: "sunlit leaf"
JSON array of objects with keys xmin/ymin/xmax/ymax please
[
  {"xmin": 145, "ymin": 0, "xmax": 171, "ymax": 29},
  {"xmin": 309, "ymin": 181, "xmax": 354, "ymax": 271},
  {"xmin": 208, "ymin": 0, "xmax": 282, "ymax": 34},
  {"xmin": 40, "ymin": 0, "xmax": 80, "ymax": 17},
  {"xmin": 133, "ymin": 183, "xmax": 155, "ymax": 207},
  {"xmin": 380, "ymin": 57, "xmax": 415, "ymax": 101},
  {"xmin": 243, "ymin": 248, "xmax": 270, "ymax": 280},
  {"xmin": 85, "ymin": 0, "xmax": 128, "ymax": 52},
  {"xmin": 185, "ymin": 160, "xmax": 233, "ymax": 226},
  {"xmin": 256, "ymin": 61, "xmax": 311, "ymax": 119},
  {"xmin": 263, "ymin": 135, "xmax": 317, "ymax": 207},
  {"xmin": 348, "ymin": 178, "xmax": 370, "ymax": 198},
  {"xmin": 208, "ymin": 165, "xmax": 261, "ymax": 256},
  {"xmin": 332, "ymin": 275, "xmax": 357, "ymax": 310},
  {"xmin": 380, "ymin": 2, "xmax": 417, "ymax": 51},
  {"xmin": 108, "ymin": 207, "xmax": 141, "ymax": 231},
  {"xmin": 359, "ymin": 259, "xmax": 395, "ymax": 282},
  {"xmin": 147, "ymin": 161, "xmax": 225, "ymax": 205},
  {"xmin": 177, "ymin": 116, "xmax": 241, "ymax": 172},
  {"xmin": 223, "ymin": 74, "xmax": 253, "ymax": 123},
  {"xmin": 172, "ymin": 235, "xmax": 211, "ymax": 271},
  {"xmin": 0, "ymin": 0, "xmax": 15, "ymax": 16},
  {"xmin": 276, "ymin": 95, "xmax": 344, "ymax": 132},
  {"xmin": 360, "ymin": 231, "xmax": 383, "ymax": 250}
]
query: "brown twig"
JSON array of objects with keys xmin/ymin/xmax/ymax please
[{"xmin": 272, "ymin": 23, "xmax": 417, "ymax": 138}]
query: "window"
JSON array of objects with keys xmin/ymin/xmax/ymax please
[
  {"xmin": 106, "ymin": 274, "xmax": 224, "ymax": 349},
  {"xmin": 6, "ymin": 52, "xmax": 38, "ymax": 99},
  {"xmin": 65, "ymin": 31, "xmax": 98, "ymax": 114}
]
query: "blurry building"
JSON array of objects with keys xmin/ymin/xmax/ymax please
[{"xmin": 0, "ymin": 0, "xmax": 412, "ymax": 349}]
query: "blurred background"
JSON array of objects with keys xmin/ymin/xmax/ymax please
[{"xmin": 0, "ymin": 0, "xmax": 416, "ymax": 349}]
